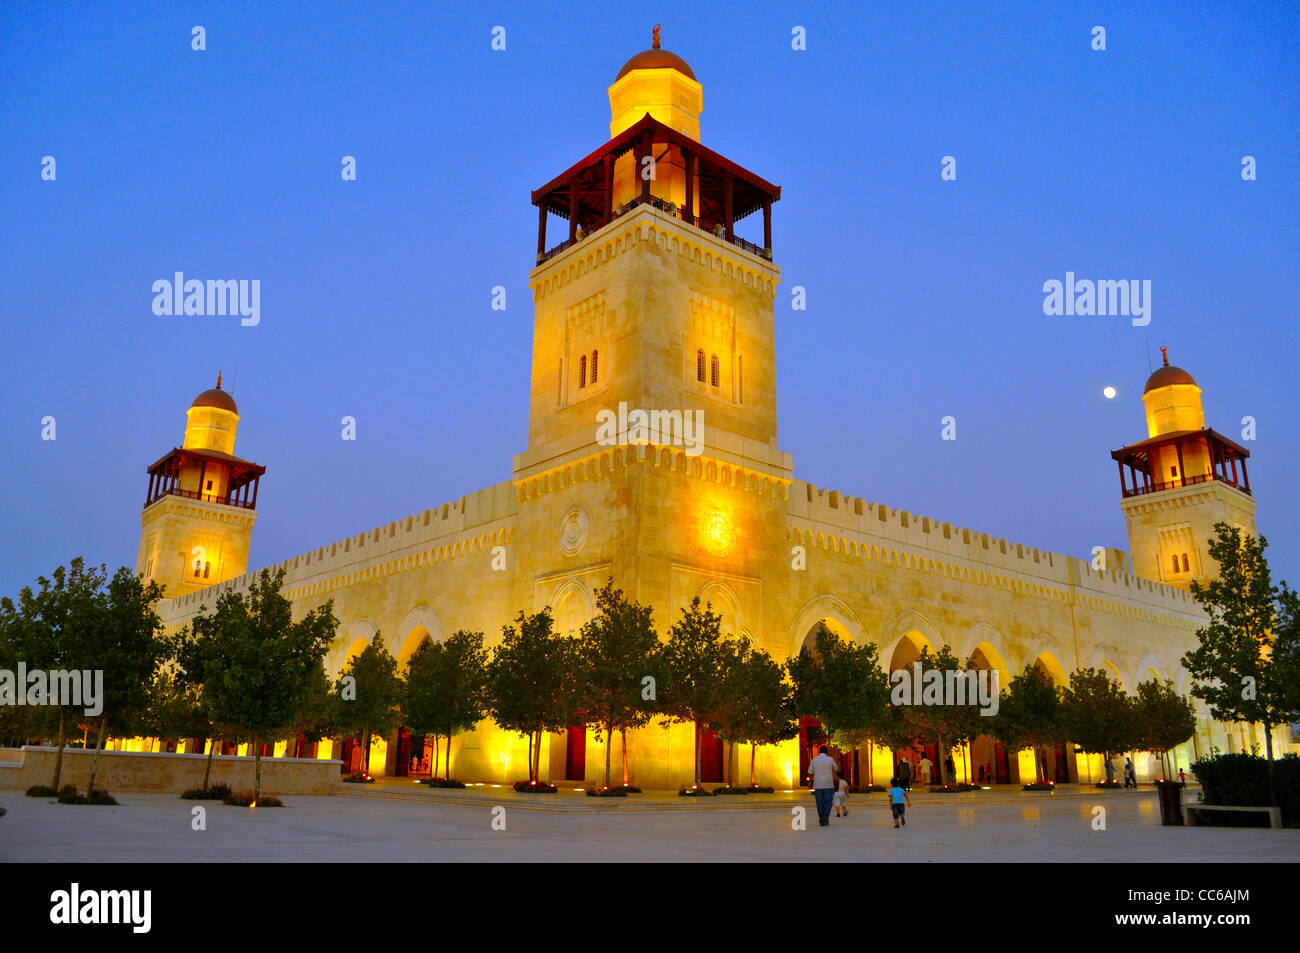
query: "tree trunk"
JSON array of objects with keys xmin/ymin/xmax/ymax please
[
  {"xmin": 867, "ymin": 744, "xmax": 874, "ymax": 787},
  {"xmin": 361, "ymin": 729, "xmax": 370, "ymax": 777},
  {"xmin": 750, "ymin": 743, "xmax": 757, "ymax": 788},
  {"xmin": 694, "ymin": 721, "xmax": 702, "ymax": 787},
  {"xmin": 604, "ymin": 721, "xmax": 613, "ymax": 790},
  {"xmin": 433, "ymin": 734, "xmax": 440, "ymax": 779},
  {"xmin": 253, "ymin": 732, "xmax": 262, "ymax": 802},
  {"xmin": 50, "ymin": 708, "xmax": 68, "ymax": 790},
  {"xmin": 936, "ymin": 734, "xmax": 946, "ymax": 787},
  {"xmin": 620, "ymin": 728, "xmax": 629, "ymax": 787},
  {"xmin": 1264, "ymin": 721, "xmax": 1276, "ymax": 807},
  {"xmin": 202, "ymin": 736, "xmax": 216, "ymax": 790},
  {"xmin": 86, "ymin": 715, "xmax": 108, "ymax": 795}
]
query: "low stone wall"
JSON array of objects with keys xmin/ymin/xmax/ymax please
[{"xmin": 0, "ymin": 746, "xmax": 342, "ymax": 795}]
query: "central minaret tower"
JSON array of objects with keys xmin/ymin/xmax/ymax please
[{"xmin": 511, "ymin": 28, "xmax": 791, "ymax": 654}]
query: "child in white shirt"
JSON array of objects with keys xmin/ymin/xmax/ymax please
[{"xmin": 832, "ymin": 775, "xmax": 850, "ymax": 816}]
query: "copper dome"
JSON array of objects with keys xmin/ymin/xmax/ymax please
[
  {"xmin": 192, "ymin": 373, "xmax": 238, "ymax": 413},
  {"xmin": 616, "ymin": 47, "xmax": 697, "ymax": 81},
  {"xmin": 1143, "ymin": 364, "xmax": 1197, "ymax": 394}
]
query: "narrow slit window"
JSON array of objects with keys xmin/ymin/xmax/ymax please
[
  {"xmin": 696, "ymin": 349, "xmax": 705, "ymax": 382},
  {"xmin": 1181, "ymin": 553, "xmax": 1189, "ymax": 573},
  {"xmin": 710, "ymin": 354, "xmax": 719, "ymax": 387},
  {"xmin": 579, "ymin": 354, "xmax": 587, "ymax": 388},
  {"xmin": 590, "ymin": 350, "xmax": 598, "ymax": 383},
  {"xmin": 1171, "ymin": 555, "xmax": 1179, "ymax": 573}
]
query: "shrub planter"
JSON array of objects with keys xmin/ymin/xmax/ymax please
[
  {"xmin": 342, "ymin": 772, "xmax": 374, "ymax": 783},
  {"xmin": 25, "ymin": 785, "xmax": 57, "ymax": 798},
  {"xmin": 1095, "ymin": 780, "xmax": 1123, "ymax": 789},
  {"xmin": 56, "ymin": 786, "xmax": 117, "ymax": 805},
  {"xmin": 181, "ymin": 783, "xmax": 231, "ymax": 800},
  {"xmin": 513, "ymin": 780, "xmax": 557, "ymax": 793},
  {"xmin": 222, "ymin": 791, "xmax": 283, "ymax": 807},
  {"xmin": 929, "ymin": 783, "xmax": 981, "ymax": 793},
  {"xmin": 678, "ymin": 786, "xmax": 715, "ymax": 797},
  {"xmin": 586, "ymin": 787, "xmax": 629, "ymax": 797},
  {"xmin": 1022, "ymin": 781, "xmax": 1055, "ymax": 791},
  {"xmin": 421, "ymin": 778, "xmax": 466, "ymax": 789}
]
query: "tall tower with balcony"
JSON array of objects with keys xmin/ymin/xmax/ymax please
[
  {"xmin": 136, "ymin": 374, "xmax": 265, "ymax": 596},
  {"xmin": 512, "ymin": 28, "xmax": 790, "ymax": 644},
  {"xmin": 1111, "ymin": 348, "xmax": 1256, "ymax": 589}
]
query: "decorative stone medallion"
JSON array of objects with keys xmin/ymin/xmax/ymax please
[{"xmin": 559, "ymin": 506, "xmax": 589, "ymax": 556}]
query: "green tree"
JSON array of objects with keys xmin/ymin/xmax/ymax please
[
  {"xmin": 572, "ymin": 583, "xmax": 661, "ymax": 789},
  {"xmin": 3, "ymin": 559, "xmax": 106, "ymax": 790},
  {"xmin": 332, "ymin": 635, "xmax": 402, "ymax": 777},
  {"xmin": 486, "ymin": 608, "xmax": 577, "ymax": 784},
  {"xmin": 81, "ymin": 568, "xmax": 169, "ymax": 795},
  {"xmin": 895, "ymin": 645, "xmax": 985, "ymax": 786},
  {"xmin": 787, "ymin": 624, "xmax": 892, "ymax": 786},
  {"xmin": 1132, "ymin": 677, "xmax": 1197, "ymax": 780},
  {"xmin": 403, "ymin": 630, "xmax": 488, "ymax": 780},
  {"xmin": 1183, "ymin": 522, "xmax": 1300, "ymax": 806},
  {"xmin": 991, "ymin": 664, "xmax": 1065, "ymax": 784},
  {"xmin": 715, "ymin": 638, "xmax": 796, "ymax": 787},
  {"xmin": 1059, "ymin": 667, "xmax": 1138, "ymax": 782},
  {"xmin": 192, "ymin": 568, "xmax": 337, "ymax": 802},
  {"xmin": 658, "ymin": 597, "xmax": 730, "ymax": 787}
]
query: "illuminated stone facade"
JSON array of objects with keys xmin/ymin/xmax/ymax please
[{"xmin": 140, "ymin": 42, "xmax": 1287, "ymax": 790}]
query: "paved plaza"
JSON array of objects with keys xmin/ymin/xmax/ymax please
[{"xmin": 2, "ymin": 784, "xmax": 1294, "ymax": 862}]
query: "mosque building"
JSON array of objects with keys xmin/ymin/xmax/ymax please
[{"xmin": 133, "ymin": 32, "xmax": 1280, "ymax": 788}]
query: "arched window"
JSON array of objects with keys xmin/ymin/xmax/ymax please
[
  {"xmin": 696, "ymin": 349, "xmax": 705, "ymax": 382},
  {"xmin": 1171, "ymin": 554, "xmax": 1180, "ymax": 573},
  {"xmin": 579, "ymin": 354, "xmax": 587, "ymax": 388},
  {"xmin": 710, "ymin": 354, "xmax": 720, "ymax": 387},
  {"xmin": 203, "ymin": 562, "xmax": 210, "ymax": 579},
  {"xmin": 1181, "ymin": 553, "xmax": 1190, "ymax": 573},
  {"xmin": 590, "ymin": 350, "xmax": 598, "ymax": 383}
]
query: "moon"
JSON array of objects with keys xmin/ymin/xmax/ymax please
[{"xmin": 1103, "ymin": 386, "xmax": 1117, "ymax": 399}]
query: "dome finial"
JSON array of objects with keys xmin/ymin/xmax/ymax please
[
  {"xmin": 652, "ymin": 23, "xmax": 661, "ymax": 49},
  {"xmin": 1160, "ymin": 346, "xmax": 1168, "ymax": 367},
  {"xmin": 216, "ymin": 370, "xmax": 223, "ymax": 389}
]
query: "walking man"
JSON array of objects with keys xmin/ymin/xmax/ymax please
[
  {"xmin": 807, "ymin": 745, "xmax": 839, "ymax": 827},
  {"xmin": 898, "ymin": 757, "xmax": 912, "ymax": 791}
]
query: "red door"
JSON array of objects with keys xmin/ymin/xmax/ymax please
[
  {"xmin": 394, "ymin": 728, "xmax": 412, "ymax": 777},
  {"xmin": 994, "ymin": 743, "xmax": 1010, "ymax": 784},
  {"xmin": 698, "ymin": 725, "xmax": 724, "ymax": 783},
  {"xmin": 565, "ymin": 724, "xmax": 586, "ymax": 781}
]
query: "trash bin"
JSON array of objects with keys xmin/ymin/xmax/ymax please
[{"xmin": 1155, "ymin": 779, "xmax": 1184, "ymax": 826}]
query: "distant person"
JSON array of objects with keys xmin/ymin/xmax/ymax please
[
  {"xmin": 807, "ymin": 745, "xmax": 839, "ymax": 827},
  {"xmin": 977, "ymin": 765, "xmax": 986, "ymax": 784},
  {"xmin": 986, "ymin": 763, "xmax": 994, "ymax": 785},
  {"xmin": 833, "ymin": 773, "xmax": 850, "ymax": 817},
  {"xmin": 944, "ymin": 755, "xmax": 956, "ymax": 785},
  {"xmin": 888, "ymin": 777, "xmax": 912, "ymax": 828},
  {"xmin": 898, "ymin": 758, "xmax": 912, "ymax": 791},
  {"xmin": 1123, "ymin": 757, "xmax": 1135, "ymax": 788},
  {"xmin": 918, "ymin": 755, "xmax": 933, "ymax": 785},
  {"xmin": 1179, "ymin": 768, "xmax": 1186, "ymax": 787}
]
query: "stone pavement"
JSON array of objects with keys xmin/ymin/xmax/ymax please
[{"xmin": 1, "ymin": 783, "xmax": 1294, "ymax": 862}]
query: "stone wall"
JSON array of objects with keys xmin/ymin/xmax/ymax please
[{"xmin": 0, "ymin": 747, "xmax": 341, "ymax": 795}]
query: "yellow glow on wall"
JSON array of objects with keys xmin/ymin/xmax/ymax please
[
  {"xmin": 367, "ymin": 739, "xmax": 388, "ymax": 776},
  {"xmin": 317, "ymin": 739, "xmax": 334, "ymax": 760},
  {"xmin": 273, "ymin": 741, "xmax": 288, "ymax": 758},
  {"xmin": 702, "ymin": 509, "xmax": 733, "ymax": 556},
  {"xmin": 1017, "ymin": 749, "xmax": 1038, "ymax": 782}
]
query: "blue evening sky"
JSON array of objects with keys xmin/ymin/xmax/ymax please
[{"xmin": 1, "ymin": 1, "xmax": 1296, "ymax": 597}]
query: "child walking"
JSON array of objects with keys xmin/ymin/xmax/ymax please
[
  {"xmin": 832, "ymin": 774, "xmax": 850, "ymax": 817},
  {"xmin": 888, "ymin": 777, "xmax": 912, "ymax": 828}
]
